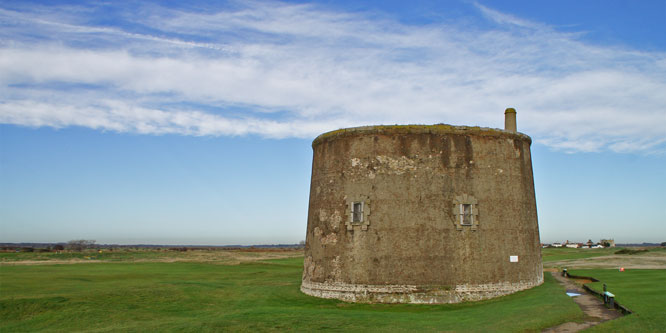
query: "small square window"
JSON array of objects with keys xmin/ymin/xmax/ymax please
[
  {"xmin": 460, "ymin": 204, "xmax": 472, "ymax": 225},
  {"xmin": 453, "ymin": 194, "xmax": 478, "ymax": 230},
  {"xmin": 352, "ymin": 202, "xmax": 363, "ymax": 223},
  {"xmin": 346, "ymin": 197, "xmax": 371, "ymax": 231}
]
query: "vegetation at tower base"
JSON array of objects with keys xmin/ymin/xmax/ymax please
[{"xmin": 302, "ymin": 124, "xmax": 543, "ymax": 303}]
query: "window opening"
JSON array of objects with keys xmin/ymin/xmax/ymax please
[
  {"xmin": 352, "ymin": 202, "xmax": 363, "ymax": 223},
  {"xmin": 346, "ymin": 196, "xmax": 370, "ymax": 231},
  {"xmin": 461, "ymin": 204, "xmax": 472, "ymax": 225},
  {"xmin": 453, "ymin": 194, "xmax": 478, "ymax": 230}
]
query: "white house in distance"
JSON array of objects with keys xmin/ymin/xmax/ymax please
[{"xmin": 543, "ymin": 239, "xmax": 611, "ymax": 248}]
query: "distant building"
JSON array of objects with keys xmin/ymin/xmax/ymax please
[{"xmin": 552, "ymin": 242, "xmax": 563, "ymax": 248}]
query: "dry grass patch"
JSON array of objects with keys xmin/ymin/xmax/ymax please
[
  {"xmin": 0, "ymin": 248, "xmax": 304, "ymax": 266},
  {"xmin": 543, "ymin": 247, "xmax": 666, "ymax": 270}
]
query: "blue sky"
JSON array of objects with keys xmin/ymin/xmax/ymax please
[{"xmin": 1, "ymin": 0, "xmax": 665, "ymax": 245}]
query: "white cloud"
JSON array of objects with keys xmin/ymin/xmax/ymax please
[
  {"xmin": 0, "ymin": 1, "xmax": 665, "ymax": 152},
  {"xmin": 0, "ymin": 100, "xmax": 348, "ymax": 138}
]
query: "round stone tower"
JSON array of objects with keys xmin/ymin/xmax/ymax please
[{"xmin": 301, "ymin": 110, "xmax": 543, "ymax": 303}]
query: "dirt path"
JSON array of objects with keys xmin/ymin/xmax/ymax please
[{"xmin": 542, "ymin": 272, "xmax": 622, "ymax": 332}]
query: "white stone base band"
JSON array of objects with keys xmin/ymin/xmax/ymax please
[{"xmin": 301, "ymin": 278, "xmax": 544, "ymax": 304}]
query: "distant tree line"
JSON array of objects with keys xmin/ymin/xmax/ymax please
[{"xmin": 67, "ymin": 240, "xmax": 96, "ymax": 251}]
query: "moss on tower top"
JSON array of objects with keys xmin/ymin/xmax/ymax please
[{"xmin": 312, "ymin": 124, "xmax": 531, "ymax": 147}]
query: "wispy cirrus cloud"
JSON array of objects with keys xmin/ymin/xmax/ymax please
[{"xmin": 0, "ymin": 1, "xmax": 664, "ymax": 152}]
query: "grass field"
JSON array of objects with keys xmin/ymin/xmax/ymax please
[
  {"xmin": 0, "ymin": 249, "xmax": 176, "ymax": 262},
  {"xmin": 569, "ymin": 268, "xmax": 666, "ymax": 332},
  {"xmin": 541, "ymin": 247, "xmax": 618, "ymax": 262},
  {"xmin": 1, "ymin": 248, "xmax": 664, "ymax": 332},
  {"xmin": 0, "ymin": 253, "xmax": 583, "ymax": 332},
  {"xmin": 0, "ymin": 249, "xmax": 303, "ymax": 268}
]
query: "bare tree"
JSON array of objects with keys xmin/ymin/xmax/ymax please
[{"xmin": 67, "ymin": 240, "xmax": 96, "ymax": 251}]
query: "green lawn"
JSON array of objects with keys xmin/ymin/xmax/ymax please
[
  {"xmin": 0, "ymin": 257, "xmax": 582, "ymax": 332},
  {"xmin": 568, "ymin": 269, "xmax": 666, "ymax": 332}
]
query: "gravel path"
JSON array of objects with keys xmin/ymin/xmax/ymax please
[{"xmin": 542, "ymin": 272, "xmax": 622, "ymax": 332}]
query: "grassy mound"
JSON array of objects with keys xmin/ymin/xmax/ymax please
[{"xmin": 614, "ymin": 248, "xmax": 649, "ymax": 255}]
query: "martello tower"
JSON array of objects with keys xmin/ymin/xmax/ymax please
[{"xmin": 301, "ymin": 109, "xmax": 542, "ymax": 303}]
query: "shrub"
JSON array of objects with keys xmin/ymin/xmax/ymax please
[{"xmin": 615, "ymin": 248, "xmax": 648, "ymax": 255}]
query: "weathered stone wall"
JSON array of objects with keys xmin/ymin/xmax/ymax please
[{"xmin": 302, "ymin": 125, "xmax": 543, "ymax": 303}]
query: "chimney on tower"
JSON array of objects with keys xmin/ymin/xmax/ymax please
[{"xmin": 504, "ymin": 108, "xmax": 517, "ymax": 132}]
